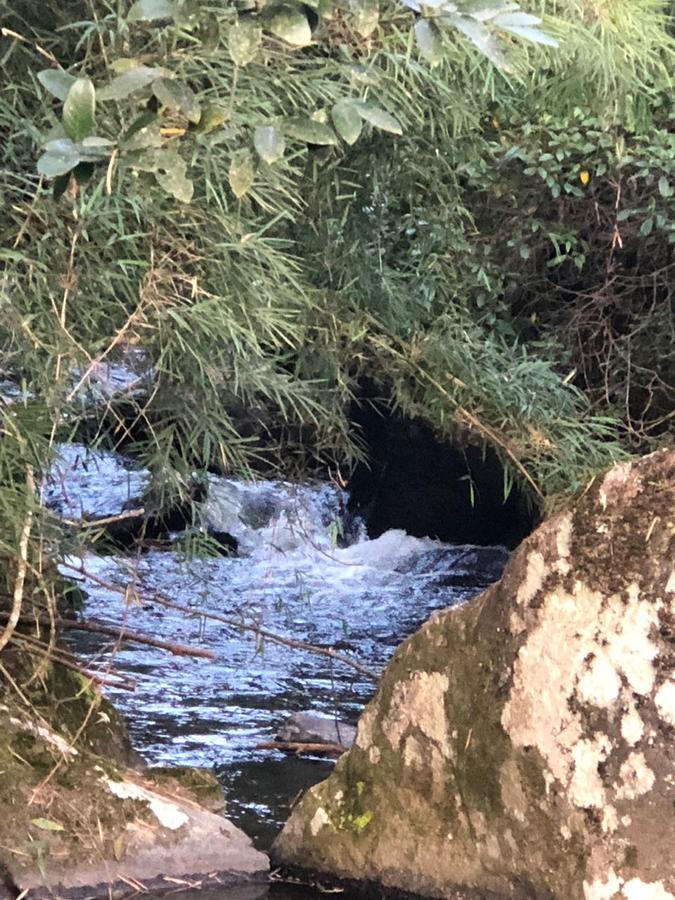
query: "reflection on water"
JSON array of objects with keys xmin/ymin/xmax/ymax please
[{"xmin": 57, "ymin": 451, "xmax": 508, "ymax": 863}]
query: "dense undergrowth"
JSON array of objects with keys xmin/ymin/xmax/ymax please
[{"xmin": 0, "ymin": 0, "xmax": 672, "ymax": 669}]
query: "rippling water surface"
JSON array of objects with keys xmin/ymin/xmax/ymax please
[{"xmin": 49, "ymin": 444, "xmax": 508, "ymax": 852}]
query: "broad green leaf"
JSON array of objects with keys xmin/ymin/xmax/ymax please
[
  {"xmin": 63, "ymin": 78, "xmax": 95, "ymax": 142},
  {"xmin": 331, "ymin": 101, "xmax": 362, "ymax": 145},
  {"xmin": 37, "ymin": 146, "xmax": 80, "ymax": 178},
  {"xmin": 254, "ymin": 126, "xmax": 285, "ymax": 163},
  {"xmin": 658, "ymin": 176, "xmax": 672, "ymax": 198},
  {"xmin": 78, "ymin": 136, "xmax": 116, "ymax": 161},
  {"xmin": 31, "ymin": 818, "xmax": 65, "ymax": 832},
  {"xmin": 441, "ymin": 12, "xmax": 510, "ymax": 70},
  {"xmin": 127, "ymin": 0, "xmax": 176, "ymax": 22},
  {"xmin": 196, "ymin": 104, "xmax": 228, "ymax": 134},
  {"xmin": 228, "ymin": 19, "xmax": 263, "ymax": 66},
  {"xmin": 268, "ymin": 5, "xmax": 312, "ymax": 46},
  {"xmin": 353, "ymin": 102, "xmax": 402, "ymax": 135},
  {"xmin": 349, "ymin": 0, "xmax": 379, "ymax": 37},
  {"xmin": 37, "ymin": 69, "xmax": 76, "ymax": 101},
  {"xmin": 229, "ymin": 149, "xmax": 255, "ymax": 198},
  {"xmin": 152, "ymin": 78, "xmax": 201, "ymax": 124},
  {"xmin": 415, "ymin": 19, "xmax": 443, "ymax": 65},
  {"xmin": 283, "ymin": 117, "xmax": 338, "ymax": 145},
  {"xmin": 153, "ymin": 152, "xmax": 194, "ymax": 202},
  {"xmin": 98, "ymin": 66, "xmax": 166, "ymax": 101}
]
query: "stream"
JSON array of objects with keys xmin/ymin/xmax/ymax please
[{"xmin": 45, "ymin": 443, "xmax": 509, "ymax": 893}]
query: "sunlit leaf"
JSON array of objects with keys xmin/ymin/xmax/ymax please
[
  {"xmin": 229, "ymin": 149, "xmax": 255, "ymax": 197},
  {"xmin": 441, "ymin": 12, "xmax": 511, "ymax": 71},
  {"xmin": 415, "ymin": 20, "xmax": 443, "ymax": 65},
  {"xmin": 658, "ymin": 176, "xmax": 672, "ymax": 198},
  {"xmin": 254, "ymin": 126, "xmax": 285, "ymax": 163},
  {"xmin": 496, "ymin": 19, "xmax": 559, "ymax": 47},
  {"xmin": 154, "ymin": 153, "xmax": 194, "ymax": 202},
  {"xmin": 152, "ymin": 78, "xmax": 201, "ymax": 124},
  {"xmin": 228, "ymin": 19, "xmax": 263, "ymax": 65},
  {"xmin": 283, "ymin": 117, "xmax": 338, "ymax": 145},
  {"xmin": 127, "ymin": 0, "xmax": 176, "ymax": 22},
  {"xmin": 331, "ymin": 101, "xmax": 362, "ymax": 145},
  {"xmin": 37, "ymin": 69, "xmax": 76, "ymax": 101},
  {"xmin": 464, "ymin": 0, "xmax": 518, "ymax": 21},
  {"xmin": 31, "ymin": 818, "xmax": 65, "ymax": 832},
  {"xmin": 63, "ymin": 78, "xmax": 95, "ymax": 142},
  {"xmin": 353, "ymin": 102, "xmax": 402, "ymax": 135},
  {"xmin": 268, "ymin": 5, "xmax": 312, "ymax": 46},
  {"xmin": 98, "ymin": 66, "xmax": 166, "ymax": 101},
  {"xmin": 37, "ymin": 139, "xmax": 81, "ymax": 178},
  {"xmin": 196, "ymin": 104, "xmax": 228, "ymax": 134}
]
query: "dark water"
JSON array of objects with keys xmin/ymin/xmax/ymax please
[{"xmin": 49, "ymin": 445, "xmax": 508, "ymax": 886}]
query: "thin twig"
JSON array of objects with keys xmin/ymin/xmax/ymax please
[{"xmin": 0, "ymin": 467, "xmax": 34, "ymax": 654}]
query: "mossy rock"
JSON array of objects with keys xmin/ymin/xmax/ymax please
[{"xmin": 273, "ymin": 451, "xmax": 675, "ymax": 900}]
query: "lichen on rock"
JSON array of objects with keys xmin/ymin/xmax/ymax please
[{"xmin": 272, "ymin": 451, "xmax": 675, "ymax": 899}]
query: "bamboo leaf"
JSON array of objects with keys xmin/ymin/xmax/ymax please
[
  {"xmin": 254, "ymin": 126, "xmax": 285, "ymax": 163},
  {"xmin": 31, "ymin": 818, "xmax": 65, "ymax": 832},
  {"xmin": 228, "ymin": 19, "xmax": 263, "ymax": 66},
  {"xmin": 229, "ymin": 149, "xmax": 255, "ymax": 198},
  {"xmin": 37, "ymin": 69, "xmax": 76, "ymax": 101},
  {"xmin": 98, "ymin": 66, "xmax": 166, "ymax": 101},
  {"xmin": 152, "ymin": 78, "xmax": 201, "ymax": 124},
  {"xmin": 63, "ymin": 78, "xmax": 95, "ymax": 142},
  {"xmin": 268, "ymin": 5, "xmax": 312, "ymax": 46},
  {"xmin": 353, "ymin": 102, "xmax": 402, "ymax": 135},
  {"xmin": 331, "ymin": 101, "xmax": 362, "ymax": 145},
  {"xmin": 283, "ymin": 117, "xmax": 338, "ymax": 145},
  {"xmin": 128, "ymin": 0, "xmax": 176, "ymax": 22},
  {"xmin": 496, "ymin": 23, "xmax": 558, "ymax": 47},
  {"xmin": 441, "ymin": 12, "xmax": 511, "ymax": 70},
  {"xmin": 415, "ymin": 20, "xmax": 443, "ymax": 65}
]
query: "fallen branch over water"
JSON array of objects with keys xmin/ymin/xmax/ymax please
[
  {"xmin": 61, "ymin": 560, "xmax": 378, "ymax": 679},
  {"xmin": 256, "ymin": 740, "xmax": 348, "ymax": 758},
  {"xmin": 0, "ymin": 610, "xmax": 215, "ymax": 660}
]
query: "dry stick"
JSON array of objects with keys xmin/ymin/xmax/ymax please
[
  {"xmin": 0, "ymin": 610, "xmax": 214, "ymax": 661},
  {"xmin": 60, "ymin": 561, "xmax": 377, "ymax": 679},
  {"xmin": 255, "ymin": 741, "xmax": 348, "ymax": 757},
  {"xmin": 0, "ymin": 467, "xmax": 34, "ymax": 654},
  {"xmin": 61, "ymin": 507, "xmax": 145, "ymax": 529},
  {"xmin": 12, "ymin": 633, "xmax": 136, "ymax": 691},
  {"xmin": 57, "ymin": 617, "xmax": 216, "ymax": 660}
]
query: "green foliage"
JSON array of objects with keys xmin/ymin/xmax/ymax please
[{"xmin": 0, "ymin": 0, "xmax": 672, "ymax": 571}]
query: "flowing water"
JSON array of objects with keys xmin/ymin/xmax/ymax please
[{"xmin": 46, "ymin": 444, "xmax": 509, "ymax": 886}]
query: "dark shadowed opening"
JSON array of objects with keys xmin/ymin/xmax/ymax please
[{"xmin": 348, "ymin": 396, "xmax": 539, "ymax": 549}]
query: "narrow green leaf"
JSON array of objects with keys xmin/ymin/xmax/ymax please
[
  {"xmin": 254, "ymin": 126, "xmax": 285, "ymax": 163},
  {"xmin": 415, "ymin": 19, "xmax": 443, "ymax": 65},
  {"xmin": 63, "ymin": 78, "xmax": 95, "ymax": 142},
  {"xmin": 37, "ymin": 69, "xmax": 76, "ymax": 101},
  {"xmin": 283, "ymin": 117, "xmax": 338, "ymax": 145},
  {"xmin": 496, "ymin": 23, "xmax": 558, "ymax": 47},
  {"xmin": 331, "ymin": 101, "xmax": 362, "ymax": 145},
  {"xmin": 228, "ymin": 19, "xmax": 263, "ymax": 66},
  {"xmin": 31, "ymin": 818, "xmax": 65, "ymax": 832},
  {"xmin": 493, "ymin": 11, "xmax": 542, "ymax": 27},
  {"xmin": 353, "ymin": 102, "xmax": 402, "ymax": 135},
  {"xmin": 98, "ymin": 66, "xmax": 166, "ymax": 101},
  {"xmin": 268, "ymin": 5, "xmax": 312, "ymax": 46},
  {"xmin": 229, "ymin": 149, "xmax": 255, "ymax": 198},
  {"xmin": 640, "ymin": 217, "xmax": 653, "ymax": 237},
  {"xmin": 127, "ymin": 0, "xmax": 175, "ymax": 22},
  {"xmin": 152, "ymin": 78, "xmax": 201, "ymax": 124}
]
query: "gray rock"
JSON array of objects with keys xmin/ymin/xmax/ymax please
[
  {"xmin": 277, "ymin": 712, "xmax": 356, "ymax": 748},
  {"xmin": 273, "ymin": 451, "xmax": 675, "ymax": 900}
]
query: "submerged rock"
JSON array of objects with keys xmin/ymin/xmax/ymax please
[
  {"xmin": 272, "ymin": 451, "xmax": 675, "ymax": 899},
  {"xmin": 277, "ymin": 712, "xmax": 357, "ymax": 749}
]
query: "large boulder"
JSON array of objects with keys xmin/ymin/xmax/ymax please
[{"xmin": 272, "ymin": 451, "xmax": 675, "ymax": 899}]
